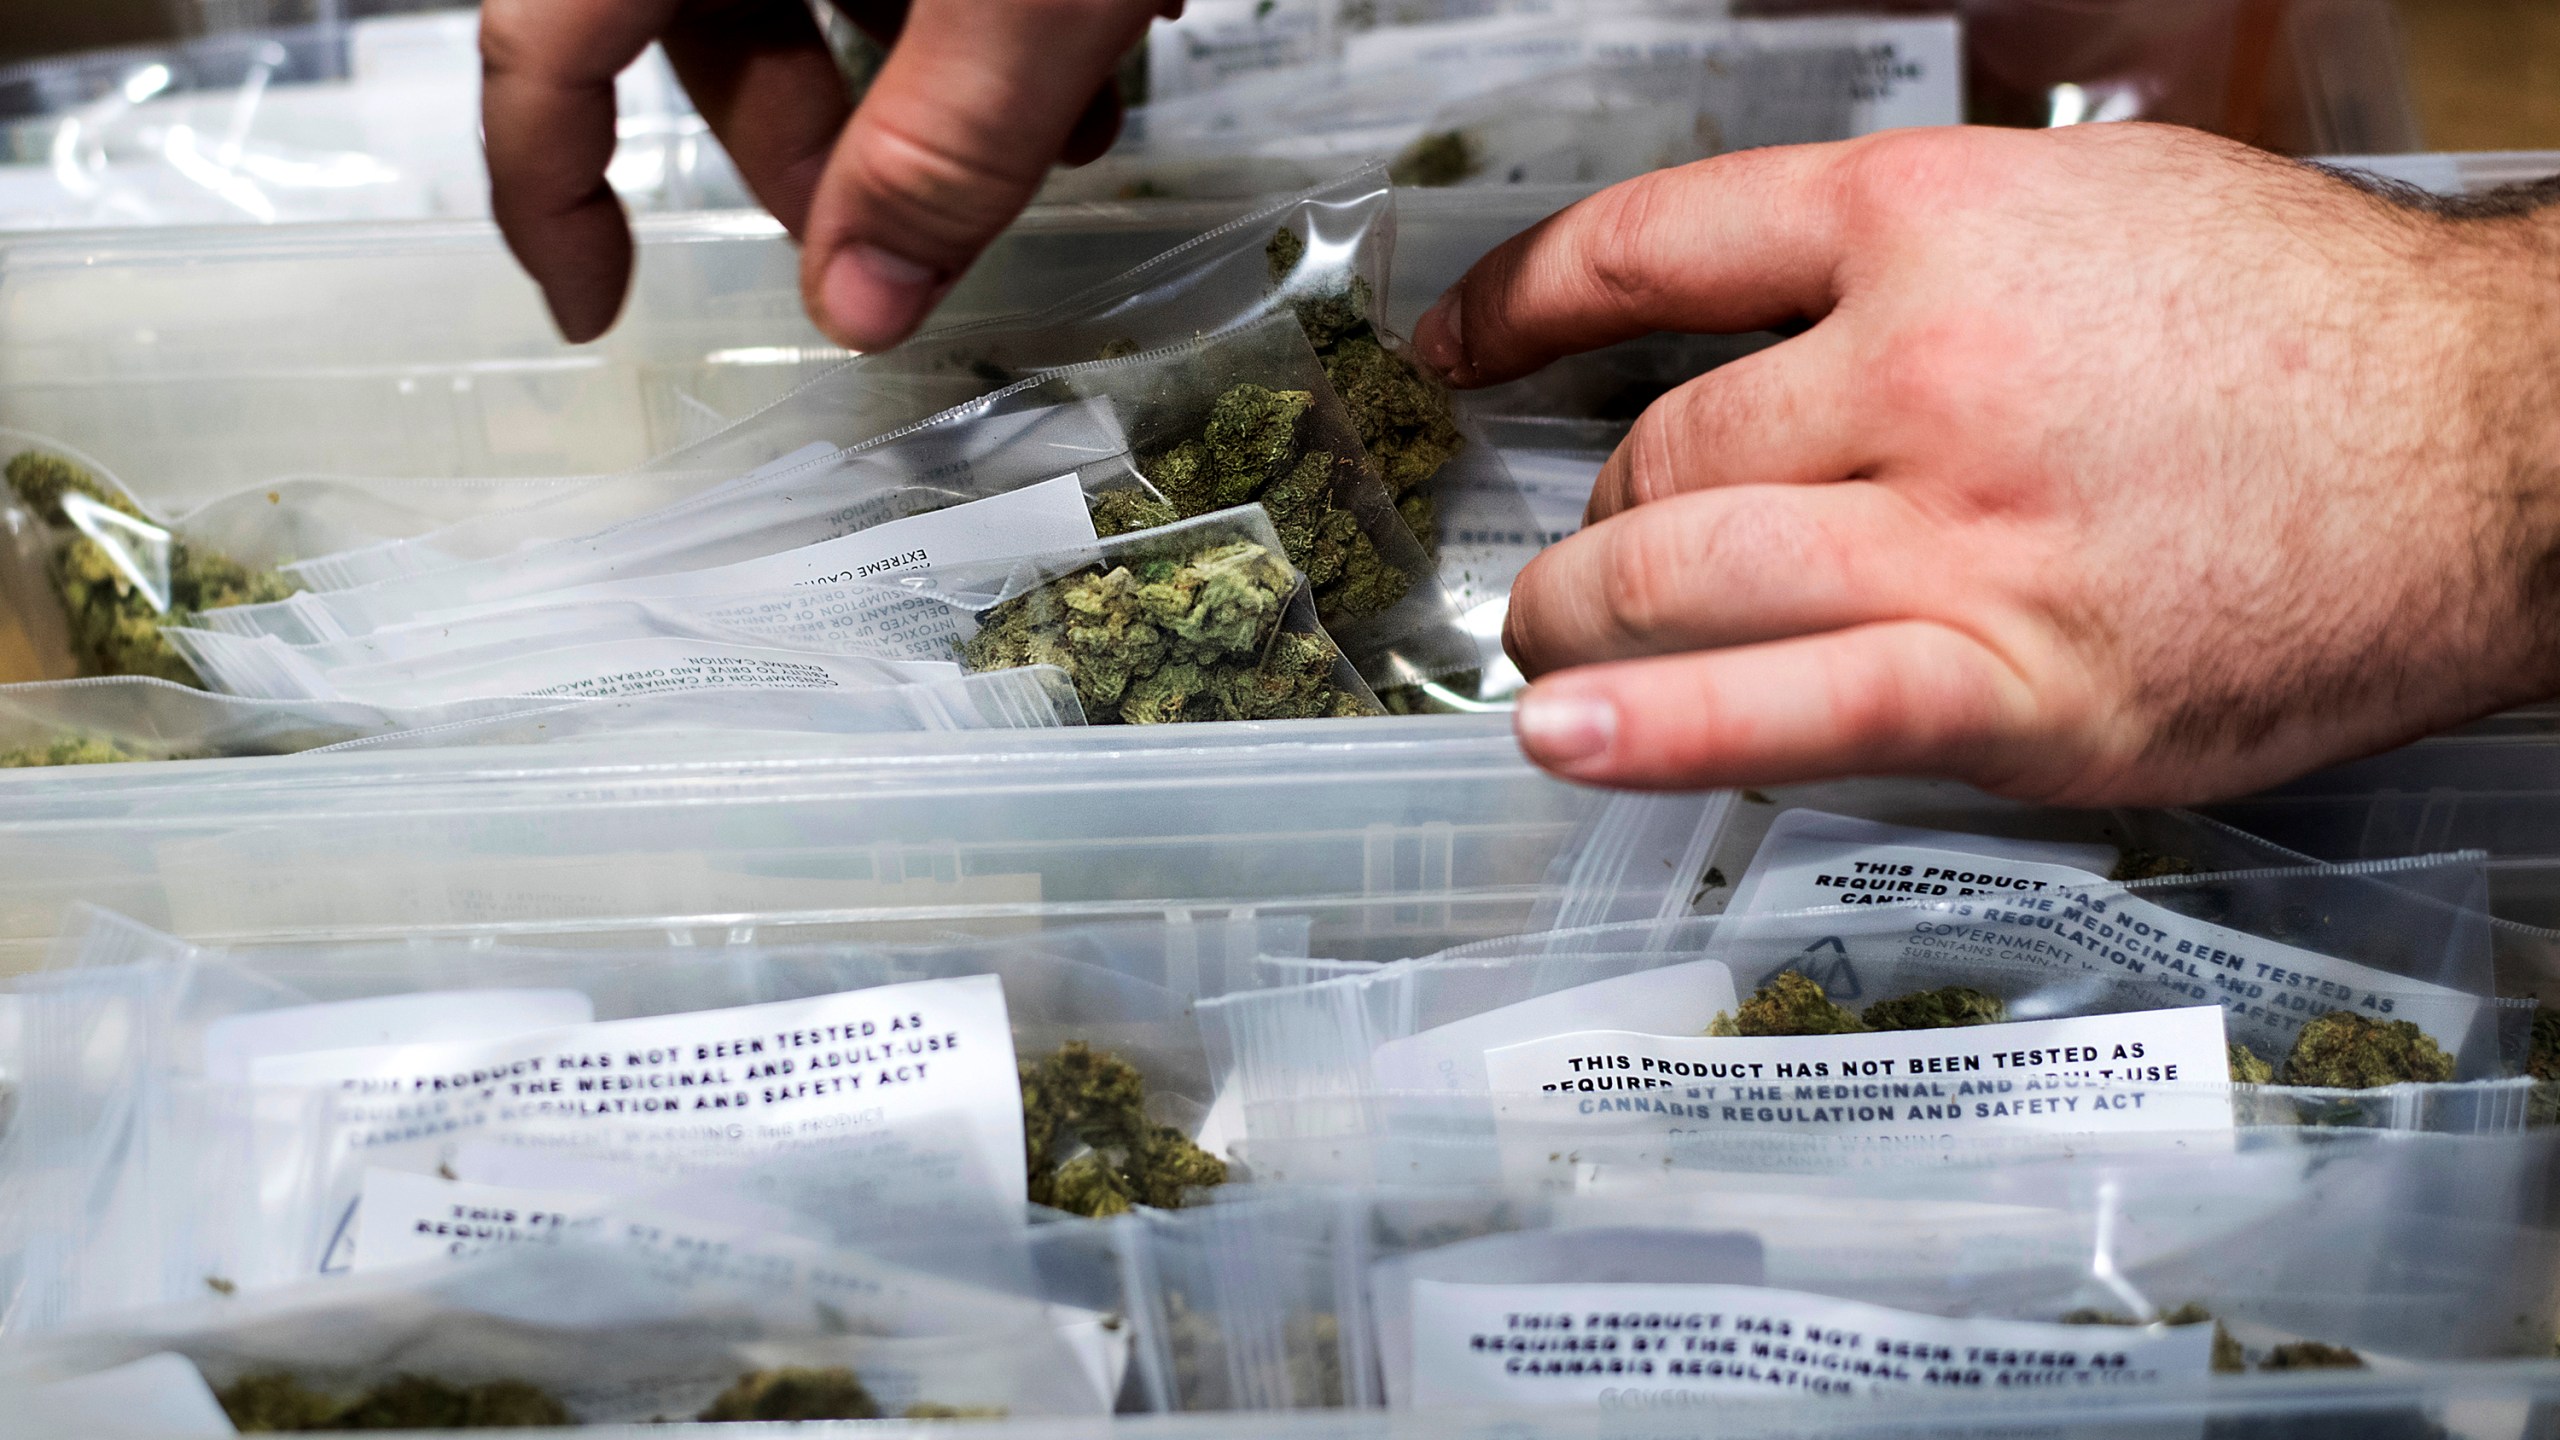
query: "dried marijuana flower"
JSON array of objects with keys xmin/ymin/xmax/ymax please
[
  {"xmin": 1138, "ymin": 383, "xmax": 1413, "ymax": 622},
  {"xmin": 2108, "ymin": 849, "xmax": 2200, "ymax": 882},
  {"xmin": 2259, "ymin": 1341, "xmax": 2367, "ymax": 1371},
  {"xmin": 903, "ymin": 1402, "xmax": 1012, "ymax": 1419},
  {"xmin": 0, "ymin": 735, "xmax": 136, "ymax": 767},
  {"xmin": 961, "ymin": 538, "xmax": 1379, "ymax": 724},
  {"xmin": 1265, "ymin": 228, "xmax": 1462, "ymax": 544},
  {"xmin": 2530, "ymin": 1011, "xmax": 2560, "ymax": 1126},
  {"xmin": 1389, "ymin": 130, "xmax": 1482, "ymax": 188},
  {"xmin": 2226, "ymin": 1043, "xmax": 2277, "ymax": 1087},
  {"xmin": 1706, "ymin": 971, "xmax": 1867, "ymax": 1037},
  {"xmin": 5, "ymin": 450, "xmax": 296, "ymax": 684},
  {"xmin": 2063, "ymin": 1303, "xmax": 2246, "ymax": 1373},
  {"xmin": 1860, "ymin": 986, "xmax": 2007, "ymax": 1031},
  {"xmin": 698, "ymin": 1367, "xmax": 879, "ymax": 1421},
  {"xmin": 1021, "ymin": 1041, "xmax": 1228, "ymax": 1217},
  {"xmin": 2279, "ymin": 1011, "xmax": 2456, "ymax": 1089},
  {"xmin": 218, "ymin": 1372, "xmax": 571, "ymax": 1431},
  {"xmin": 1088, "ymin": 488, "xmax": 1181, "ymax": 538}
]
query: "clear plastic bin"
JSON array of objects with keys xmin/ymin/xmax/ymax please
[
  {"xmin": 0, "ymin": 713, "xmax": 1722, "ymax": 975},
  {"xmin": 0, "ymin": 186, "xmax": 1590, "ymax": 513}
]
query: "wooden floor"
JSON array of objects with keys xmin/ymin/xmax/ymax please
[{"xmin": 2395, "ymin": 0, "xmax": 2560, "ymax": 149}]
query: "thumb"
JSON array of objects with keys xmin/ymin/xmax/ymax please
[{"xmin": 799, "ymin": 0, "xmax": 1160, "ymax": 351}]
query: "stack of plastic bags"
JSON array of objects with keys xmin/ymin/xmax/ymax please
[
  {"xmin": 4, "ymin": 782, "xmax": 2559, "ymax": 1433},
  {"xmin": 0, "ymin": 173, "xmax": 1548, "ymax": 766}
]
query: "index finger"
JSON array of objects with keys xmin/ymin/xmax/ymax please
[
  {"xmin": 1411, "ymin": 141, "xmax": 1860, "ymax": 389},
  {"xmin": 482, "ymin": 0, "xmax": 685, "ymax": 343}
]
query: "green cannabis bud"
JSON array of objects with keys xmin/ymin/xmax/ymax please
[
  {"xmin": 1707, "ymin": 971, "xmax": 1866, "ymax": 1037},
  {"xmin": 903, "ymin": 1402, "xmax": 1010, "ymax": 1419},
  {"xmin": 2259, "ymin": 1341, "xmax": 2366, "ymax": 1370},
  {"xmin": 2279, "ymin": 1011, "xmax": 2456, "ymax": 1089},
  {"xmin": 217, "ymin": 1372, "xmax": 571, "ymax": 1431},
  {"xmin": 698, "ymin": 1367, "xmax": 878, "ymax": 1421},
  {"xmin": 1860, "ymin": 987, "xmax": 2006, "ymax": 1031},
  {"xmin": 962, "ymin": 538, "xmax": 1378, "ymax": 724},
  {"xmin": 6, "ymin": 450, "xmax": 296, "ymax": 685},
  {"xmin": 2062, "ymin": 1302, "xmax": 2245, "ymax": 1374},
  {"xmin": 1264, "ymin": 228, "xmax": 1463, "ymax": 544},
  {"xmin": 2529, "ymin": 1010, "xmax": 2560, "ymax": 1126},
  {"xmin": 1140, "ymin": 383, "xmax": 1413, "ymax": 622},
  {"xmin": 1089, "ymin": 488, "xmax": 1180, "ymax": 538},
  {"xmin": 2226, "ymin": 1043, "xmax": 2276, "ymax": 1086},
  {"xmin": 1021, "ymin": 1041, "xmax": 1228, "ymax": 1217},
  {"xmin": 2108, "ymin": 849, "xmax": 2199, "ymax": 882},
  {"xmin": 0, "ymin": 735, "xmax": 136, "ymax": 767},
  {"xmin": 1389, "ymin": 130, "xmax": 1481, "ymax": 188}
]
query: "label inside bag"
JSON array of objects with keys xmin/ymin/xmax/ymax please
[
  {"xmin": 356, "ymin": 1167, "xmax": 1133, "ymax": 1406},
  {"xmin": 257, "ymin": 975, "xmax": 1026, "ymax": 1266},
  {"xmin": 1728, "ymin": 811, "xmax": 2484, "ymax": 1058},
  {"xmin": 1483, "ymin": 1005, "xmax": 2235, "ymax": 1141},
  {"xmin": 1371, "ymin": 959, "xmax": 1740, "ymax": 1093},
  {"xmin": 1404, "ymin": 1280, "xmax": 2215, "ymax": 1408},
  {"xmin": 340, "ymin": 639, "xmax": 961, "ymax": 705},
  {"xmin": 485, "ymin": 473, "xmax": 1104, "ymax": 612}
]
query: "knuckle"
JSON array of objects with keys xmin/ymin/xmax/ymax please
[
  {"xmin": 477, "ymin": 1, "xmax": 535, "ymax": 70},
  {"xmin": 1577, "ymin": 175, "xmax": 1680, "ymax": 318},
  {"xmin": 1595, "ymin": 514, "xmax": 1693, "ymax": 644},
  {"xmin": 1837, "ymin": 129, "xmax": 2008, "ymax": 235},
  {"xmin": 846, "ymin": 121, "xmax": 1037, "ymax": 254},
  {"xmin": 1615, "ymin": 404, "xmax": 1693, "ymax": 509}
]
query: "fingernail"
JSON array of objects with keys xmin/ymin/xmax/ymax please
[
  {"xmin": 1515, "ymin": 688, "xmax": 1615, "ymax": 766},
  {"xmin": 823, "ymin": 243, "xmax": 945, "ymax": 352},
  {"xmin": 1413, "ymin": 290, "xmax": 1468, "ymax": 384}
]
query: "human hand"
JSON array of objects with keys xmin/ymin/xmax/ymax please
[
  {"xmin": 1415, "ymin": 124, "xmax": 2560, "ymax": 804},
  {"xmin": 482, "ymin": 0, "xmax": 1168, "ymax": 348}
]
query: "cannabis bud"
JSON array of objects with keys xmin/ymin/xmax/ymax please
[
  {"xmin": 1021, "ymin": 1041, "xmax": 1227, "ymax": 1217},
  {"xmin": 962, "ymin": 538, "xmax": 1378, "ymax": 725},
  {"xmin": 0, "ymin": 735, "xmax": 136, "ymax": 768},
  {"xmin": 1859, "ymin": 986, "xmax": 2006, "ymax": 1031},
  {"xmin": 1706, "ymin": 976, "xmax": 2015, "ymax": 1037},
  {"xmin": 6, "ymin": 450, "xmax": 296, "ymax": 685},
  {"xmin": 2108, "ymin": 849, "xmax": 2199, "ymax": 882},
  {"xmin": 1089, "ymin": 488, "xmax": 1181, "ymax": 539},
  {"xmin": 2062, "ymin": 1302, "xmax": 2245, "ymax": 1374},
  {"xmin": 1139, "ymin": 384, "xmax": 1413, "ymax": 622},
  {"xmin": 1389, "ymin": 130, "xmax": 1481, "ymax": 188},
  {"xmin": 1707, "ymin": 971, "xmax": 1866, "ymax": 1037},
  {"xmin": 1264, "ymin": 228, "xmax": 1462, "ymax": 549},
  {"xmin": 2259, "ymin": 1341, "xmax": 2367, "ymax": 1371},
  {"xmin": 698, "ymin": 1367, "xmax": 878, "ymax": 1422},
  {"xmin": 217, "ymin": 1372, "xmax": 570, "ymax": 1431},
  {"xmin": 2225, "ymin": 1043, "xmax": 2276, "ymax": 1086},
  {"xmin": 2279, "ymin": 1011, "xmax": 2455, "ymax": 1089}
]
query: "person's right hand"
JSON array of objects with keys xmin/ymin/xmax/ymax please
[
  {"xmin": 1416, "ymin": 123, "xmax": 2560, "ymax": 806},
  {"xmin": 481, "ymin": 0, "xmax": 1170, "ymax": 350}
]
